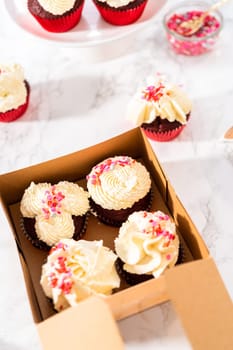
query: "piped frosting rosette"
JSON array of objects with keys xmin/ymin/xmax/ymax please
[
  {"xmin": 87, "ymin": 156, "xmax": 152, "ymax": 226},
  {"xmin": 20, "ymin": 181, "xmax": 89, "ymax": 248},
  {"xmin": 87, "ymin": 156, "xmax": 151, "ymax": 210},
  {"xmin": 126, "ymin": 76, "xmax": 192, "ymax": 141},
  {"xmin": 115, "ymin": 211, "xmax": 180, "ymax": 281},
  {"xmin": 40, "ymin": 239, "xmax": 120, "ymax": 312},
  {"xmin": 37, "ymin": 0, "xmax": 77, "ymax": 15}
]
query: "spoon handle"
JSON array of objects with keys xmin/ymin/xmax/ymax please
[{"xmin": 209, "ymin": 0, "xmax": 230, "ymax": 13}]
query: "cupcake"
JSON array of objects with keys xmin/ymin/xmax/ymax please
[
  {"xmin": 114, "ymin": 210, "xmax": 180, "ymax": 285},
  {"xmin": 20, "ymin": 181, "xmax": 90, "ymax": 250},
  {"xmin": 27, "ymin": 0, "xmax": 85, "ymax": 33},
  {"xmin": 126, "ymin": 76, "xmax": 192, "ymax": 141},
  {"xmin": 40, "ymin": 239, "xmax": 120, "ymax": 312},
  {"xmin": 92, "ymin": 0, "xmax": 148, "ymax": 26},
  {"xmin": 86, "ymin": 156, "xmax": 152, "ymax": 227},
  {"xmin": 0, "ymin": 64, "xmax": 30, "ymax": 123}
]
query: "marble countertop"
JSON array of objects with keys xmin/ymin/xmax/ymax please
[{"xmin": 0, "ymin": 1, "xmax": 233, "ymax": 349}]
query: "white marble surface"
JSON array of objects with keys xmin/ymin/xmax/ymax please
[{"xmin": 0, "ymin": 0, "xmax": 233, "ymax": 349}]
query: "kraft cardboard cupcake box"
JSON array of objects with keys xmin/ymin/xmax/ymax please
[{"xmin": 0, "ymin": 128, "xmax": 232, "ymax": 349}]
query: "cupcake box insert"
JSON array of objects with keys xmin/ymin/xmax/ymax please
[{"xmin": 0, "ymin": 128, "xmax": 232, "ymax": 350}]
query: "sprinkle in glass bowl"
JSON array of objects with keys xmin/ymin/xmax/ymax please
[{"xmin": 163, "ymin": 1, "xmax": 223, "ymax": 56}]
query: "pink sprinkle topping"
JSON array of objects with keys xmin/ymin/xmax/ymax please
[
  {"xmin": 142, "ymin": 211, "xmax": 174, "ymax": 243},
  {"xmin": 59, "ymin": 276, "xmax": 73, "ymax": 295},
  {"xmin": 144, "ymin": 222, "xmax": 171, "ymax": 238},
  {"xmin": 167, "ymin": 11, "xmax": 220, "ymax": 37},
  {"xmin": 86, "ymin": 156, "xmax": 135, "ymax": 185},
  {"xmin": 48, "ymin": 256, "xmax": 73, "ymax": 295},
  {"xmin": 42, "ymin": 185, "xmax": 65, "ymax": 219},
  {"xmin": 49, "ymin": 273, "xmax": 58, "ymax": 288},
  {"xmin": 166, "ymin": 254, "xmax": 171, "ymax": 260},
  {"xmin": 50, "ymin": 241, "xmax": 67, "ymax": 254},
  {"xmin": 166, "ymin": 10, "xmax": 221, "ymax": 56},
  {"xmin": 142, "ymin": 83, "xmax": 165, "ymax": 102},
  {"xmin": 56, "ymin": 256, "xmax": 68, "ymax": 273}
]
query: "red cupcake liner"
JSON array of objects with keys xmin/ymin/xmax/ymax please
[
  {"xmin": 29, "ymin": 1, "xmax": 84, "ymax": 33},
  {"xmin": 142, "ymin": 124, "xmax": 186, "ymax": 142},
  {"xmin": 93, "ymin": 0, "xmax": 148, "ymax": 26},
  {"xmin": 0, "ymin": 81, "xmax": 30, "ymax": 123}
]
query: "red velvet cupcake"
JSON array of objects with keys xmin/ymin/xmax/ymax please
[
  {"xmin": 27, "ymin": 0, "xmax": 84, "ymax": 33},
  {"xmin": 114, "ymin": 211, "xmax": 181, "ymax": 285},
  {"xmin": 126, "ymin": 76, "xmax": 192, "ymax": 142},
  {"xmin": 87, "ymin": 156, "xmax": 152, "ymax": 227},
  {"xmin": 20, "ymin": 181, "xmax": 90, "ymax": 250},
  {"xmin": 92, "ymin": 0, "xmax": 148, "ymax": 26},
  {"xmin": 0, "ymin": 64, "xmax": 30, "ymax": 123}
]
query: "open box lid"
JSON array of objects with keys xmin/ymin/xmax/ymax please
[
  {"xmin": 165, "ymin": 257, "xmax": 233, "ymax": 349},
  {"xmin": 38, "ymin": 258, "xmax": 233, "ymax": 350},
  {"xmin": 37, "ymin": 296, "xmax": 125, "ymax": 350}
]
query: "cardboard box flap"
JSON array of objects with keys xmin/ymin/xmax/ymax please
[
  {"xmin": 106, "ymin": 275, "xmax": 168, "ymax": 320},
  {"xmin": 165, "ymin": 258, "xmax": 233, "ymax": 350},
  {"xmin": 37, "ymin": 296, "xmax": 125, "ymax": 350}
]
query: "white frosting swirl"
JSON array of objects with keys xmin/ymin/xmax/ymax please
[
  {"xmin": 127, "ymin": 77, "xmax": 192, "ymax": 125},
  {"xmin": 115, "ymin": 211, "xmax": 179, "ymax": 278},
  {"xmin": 87, "ymin": 156, "xmax": 151, "ymax": 210},
  {"xmin": 40, "ymin": 239, "xmax": 120, "ymax": 312},
  {"xmin": 97, "ymin": 0, "xmax": 135, "ymax": 8},
  {"xmin": 35, "ymin": 212, "xmax": 74, "ymax": 246},
  {"xmin": 0, "ymin": 64, "xmax": 27, "ymax": 113},
  {"xmin": 20, "ymin": 181, "xmax": 89, "ymax": 245},
  {"xmin": 20, "ymin": 182, "xmax": 51, "ymax": 217},
  {"xmin": 56, "ymin": 181, "xmax": 90, "ymax": 216},
  {"xmin": 37, "ymin": 0, "xmax": 76, "ymax": 15}
]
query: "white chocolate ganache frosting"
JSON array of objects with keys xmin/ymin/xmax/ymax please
[
  {"xmin": 0, "ymin": 64, "xmax": 27, "ymax": 113},
  {"xmin": 40, "ymin": 239, "xmax": 120, "ymax": 312},
  {"xmin": 126, "ymin": 76, "xmax": 192, "ymax": 125},
  {"xmin": 20, "ymin": 181, "xmax": 89, "ymax": 246},
  {"xmin": 86, "ymin": 156, "xmax": 151, "ymax": 210},
  {"xmin": 37, "ymin": 0, "xmax": 76, "ymax": 15},
  {"xmin": 97, "ymin": 0, "xmax": 135, "ymax": 8},
  {"xmin": 115, "ymin": 211, "xmax": 180, "ymax": 278}
]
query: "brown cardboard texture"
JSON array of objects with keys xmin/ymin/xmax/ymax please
[
  {"xmin": 0, "ymin": 128, "xmax": 232, "ymax": 349},
  {"xmin": 37, "ymin": 297, "xmax": 124, "ymax": 350},
  {"xmin": 165, "ymin": 258, "xmax": 233, "ymax": 350}
]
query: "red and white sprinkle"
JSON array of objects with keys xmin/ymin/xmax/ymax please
[
  {"xmin": 86, "ymin": 156, "xmax": 135, "ymax": 186},
  {"xmin": 166, "ymin": 10, "xmax": 221, "ymax": 56},
  {"xmin": 41, "ymin": 185, "xmax": 65, "ymax": 219}
]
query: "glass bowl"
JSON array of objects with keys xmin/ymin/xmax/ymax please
[{"xmin": 163, "ymin": 1, "xmax": 223, "ymax": 56}]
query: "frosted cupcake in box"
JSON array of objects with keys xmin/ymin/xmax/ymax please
[
  {"xmin": 92, "ymin": 0, "xmax": 148, "ymax": 26},
  {"xmin": 40, "ymin": 239, "xmax": 120, "ymax": 312},
  {"xmin": 27, "ymin": 0, "xmax": 85, "ymax": 32},
  {"xmin": 0, "ymin": 64, "xmax": 30, "ymax": 122},
  {"xmin": 87, "ymin": 156, "xmax": 152, "ymax": 227},
  {"xmin": 20, "ymin": 181, "xmax": 90, "ymax": 250},
  {"xmin": 126, "ymin": 76, "xmax": 192, "ymax": 141},
  {"xmin": 115, "ymin": 210, "xmax": 181, "ymax": 285}
]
